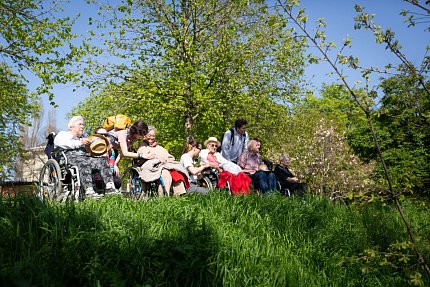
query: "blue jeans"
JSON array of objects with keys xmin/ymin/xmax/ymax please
[{"xmin": 250, "ymin": 171, "xmax": 277, "ymax": 194}]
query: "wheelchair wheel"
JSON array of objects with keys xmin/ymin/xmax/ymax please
[
  {"xmin": 200, "ymin": 177, "xmax": 214, "ymax": 191},
  {"xmin": 121, "ymin": 167, "xmax": 143, "ymax": 199},
  {"xmin": 38, "ymin": 159, "xmax": 62, "ymax": 201}
]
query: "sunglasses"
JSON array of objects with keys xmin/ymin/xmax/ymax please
[{"xmin": 208, "ymin": 143, "xmax": 218, "ymax": 147}]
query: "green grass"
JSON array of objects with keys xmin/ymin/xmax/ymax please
[{"xmin": 0, "ymin": 193, "xmax": 429, "ymax": 286}]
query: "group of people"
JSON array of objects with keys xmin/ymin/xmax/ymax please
[{"xmin": 53, "ymin": 116, "xmax": 307, "ymax": 199}]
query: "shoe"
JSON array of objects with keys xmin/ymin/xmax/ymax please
[
  {"xmin": 105, "ymin": 182, "xmax": 115, "ymax": 189},
  {"xmin": 105, "ymin": 188, "xmax": 121, "ymax": 196},
  {"xmin": 85, "ymin": 187, "xmax": 103, "ymax": 199},
  {"xmin": 105, "ymin": 181, "xmax": 122, "ymax": 196}
]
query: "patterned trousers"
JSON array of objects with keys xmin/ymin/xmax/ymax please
[{"xmin": 64, "ymin": 149, "xmax": 113, "ymax": 189}]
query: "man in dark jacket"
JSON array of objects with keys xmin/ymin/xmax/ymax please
[{"xmin": 274, "ymin": 154, "xmax": 308, "ymax": 196}]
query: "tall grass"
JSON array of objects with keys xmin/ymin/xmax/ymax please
[{"xmin": 0, "ymin": 193, "xmax": 429, "ymax": 286}]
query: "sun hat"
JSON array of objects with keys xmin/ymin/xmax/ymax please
[
  {"xmin": 204, "ymin": 136, "xmax": 221, "ymax": 148},
  {"xmin": 85, "ymin": 134, "xmax": 110, "ymax": 156}
]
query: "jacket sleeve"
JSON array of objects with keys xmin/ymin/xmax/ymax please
[{"xmin": 221, "ymin": 130, "xmax": 232, "ymax": 160}]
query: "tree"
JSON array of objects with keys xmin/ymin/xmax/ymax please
[
  {"xmin": 348, "ymin": 75, "xmax": 430, "ymax": 195},
  {"xmin": 0, "ymin": 64, "xmax": 37, "ymax": 179},
  {"xmin": 74, "ymin": 0, "xmax": 306, "ymax": 155},
  {"xmin": 276, "ymin": 0, "xmax": 430, "ymax": 278},
  {"xmin": 0, "ymin": 0, "xmax": 81, "ymax": 180}
]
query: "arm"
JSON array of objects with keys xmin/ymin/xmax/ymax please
[
  {"xmin": 220, "ymin": 130, "xmax": 232, "ymax": 160},
  {"xmin": 243, "ymin": 132, "xmax": 249, "ymax": 151},
  {"xmin": 116, "ymin": 130, "xmax": 155, "ymax": 162},
  {"xmin": 187, "ymin": 164, "xmax": 206, "ymax": 176}
]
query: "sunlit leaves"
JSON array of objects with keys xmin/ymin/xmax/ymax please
[{"xmin": 76, "ymin": 0, "xmax": 306, "ymax": 155}]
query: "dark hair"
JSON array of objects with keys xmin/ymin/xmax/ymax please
[
  {"xmin": 234, "ymin": 119, "xmax": 247, "ymax": 129},
  {"xmin": 128, "ymin": 120, "xmax": 149, "ymax": 139},
  {"xmin": 183, "ymin": 140, "xmax": 201, "ymax": 154}
]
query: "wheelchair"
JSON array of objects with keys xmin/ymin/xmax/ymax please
[
  {"xmin": 38, "ymin": 149, "xmax": 84, "ymax": 202},
  {"xmin": 120, "ymin": 166, "xmax": 168, "ymax": 200},
  {"xmin": 198, "ymin": 167, "xmax": 231, "ymax": 194},
  {"xmin": 38, "ymin": 148, "xmax": 109, "ymax": 202}
]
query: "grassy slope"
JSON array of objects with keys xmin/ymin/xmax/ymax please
[{"xmin": 0, "ymin": 193, "xmax": 429, "ymax": 286}]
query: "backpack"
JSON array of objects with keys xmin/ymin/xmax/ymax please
[
  {"xmin": 102, "ymin": 114, "xmax": 132, "ymax": 131},
  {"xmin": 218, "ymin": 128, "xmax": 244, "ymax": 149}
]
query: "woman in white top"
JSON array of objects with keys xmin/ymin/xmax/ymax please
[{"xmin": 180, "ymin": 140, "xmax": 208, "ymax": 195}]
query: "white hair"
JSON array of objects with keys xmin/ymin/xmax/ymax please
[
  {"xmin": 68, "ymin": 116, "xmax": 84, "ymax": 130},
  {"xmin": 279, "ymin": 154, "xmax": 291, "ymax": 162},
  {"xmin": 147, "ymin": 125, "xmax": 156, "ymax": 134}
]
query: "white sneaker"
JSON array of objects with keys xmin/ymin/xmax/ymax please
[
  {"xmin": 105, "ymin": 182, "xmax": 121, "ymax": 196},
  {"xmin": 105, "ymin": 182, "xmax": 115, "ymax": 189},
  {"xmin": 85, "ymin": 187, "xmax": 103, "ymax": 199}
]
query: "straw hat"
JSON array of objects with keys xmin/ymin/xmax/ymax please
[
  {"xmin": 204, "ymin": 136, "xmax": 221, "ymax": 148},
  {"xmin": 85, "ymin": 134, "xmax": 110, "ymax": 156}
]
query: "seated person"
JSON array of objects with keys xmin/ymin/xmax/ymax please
[
  {"xmin": 238, "ymin": 139, "xmax": 277, "ymax": 195},
  {"xmin": 53, "ymin": 116, "xmax": 118, "ymax": 198},
  {"xmin": 199, "ymin": 136, "xmax": 251, "ymax": 195},
  {"xmin": 180, "ymin": 140, "xmax": 209, "ymax": 195},
  {"xmin": 137, "ymin": 126, "xmax": 187, "ymax": 196},
  {"xmin": 274, "ymin": 154, "xmax": 308, "ymax": 196}
]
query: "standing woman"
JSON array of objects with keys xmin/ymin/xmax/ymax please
[
  {"xmin": 180, "ymin": 140, "xmax": 209, "ymax": 195},
  {"xmin": 108, "ymin": 119, "xmax": 155, "ymax": 175}
]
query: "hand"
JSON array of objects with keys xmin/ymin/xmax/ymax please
[
  {"xmin": 81, "ymin": 138, "xmax": 90, "ymax": 146},
  {"xmin": 140, "ymin": 152, "xmax": 156, "ymax": 160}
]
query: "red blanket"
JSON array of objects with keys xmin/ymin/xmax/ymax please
[
  {"xmin": 218, "ymin": 171, "xmax": 251, "ymax": 195},
  {"xmin": 169, "ymin": 170, "xmax": 190, "ymax": 189}
]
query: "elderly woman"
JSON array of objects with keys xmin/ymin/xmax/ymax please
[
  {"xmin": 199, "ymin": 137, "xmax": 251, "ymax": 195},
  {"xmin": 54, "ymin": 116, "xmax": 118, "ymax": 198},
  {"xmin": 274, "ymin": 154, "xmax": 308, "ymax": 196},
  {"xmin": 137, "ymin": 126, "xmax": 187, "ymax": 196},
  {"xmin": 238, "ymin": 139, "xmax": 277, "ymax": 195}
]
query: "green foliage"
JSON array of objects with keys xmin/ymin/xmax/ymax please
[
  {"xmin": 0, "ymin": 0, "xmax": 81, "ymax": 101},
  {"xmin": 75, "ymin": 0, "xmax": 306, "ymax": 156},
  {"xmin": 0, "ymin": 0, "xmax": 83, "ymax": 178},
  {"xmin": 0, "ymin": 194, "xmax": 429, "ymax": 286},
  {"xmin": 0, "ymin": 64, "xmax": 38, "ymax": 179},
  {"xmin": 262, "ymin": 85, "xmax": 376, "ymax": 202},
  {"xmin": 348, "ymin": 76, "xmax": 430, "ymax": 196}
]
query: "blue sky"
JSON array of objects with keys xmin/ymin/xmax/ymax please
[{"xmin": 34, "ymin": 0, "xmax": 428, "ymax": 130}]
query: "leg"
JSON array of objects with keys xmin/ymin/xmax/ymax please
[
  {"xmin": 187, "ymin": 183, "xmax": 208, "ymax": 195},
  {"xmin": 267, "ymin": 172, "xmax": 277, "ymax": 192},
  {"xmin": 91, "ymin": 155, "xmax": 114, "ymax": 184},
  {"xmin": 159, "ymin": 169, "xmax": 172, "ymax": 196},
  {"xmin": 66, "ymin": 151, "xmax": 92, "ymax": 189},
  {"xmin": 172, "ymin": 181, "xmax": 186, "ymax": 196},
  {"xmin": 251, "ymin": 171, "xmax": 269, "ymax": 194}
]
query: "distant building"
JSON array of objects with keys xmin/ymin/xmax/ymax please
[
  {"xmin": 0, "ymin": 145, "xmax": 47, "ymax": 197},
  {"xmin": 19, "ymin": 145, "xmax": 48, "ymax": 182},
  {"xmin": 13, "ymin": 145, "xmax": 48, "ymax": 182}
]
